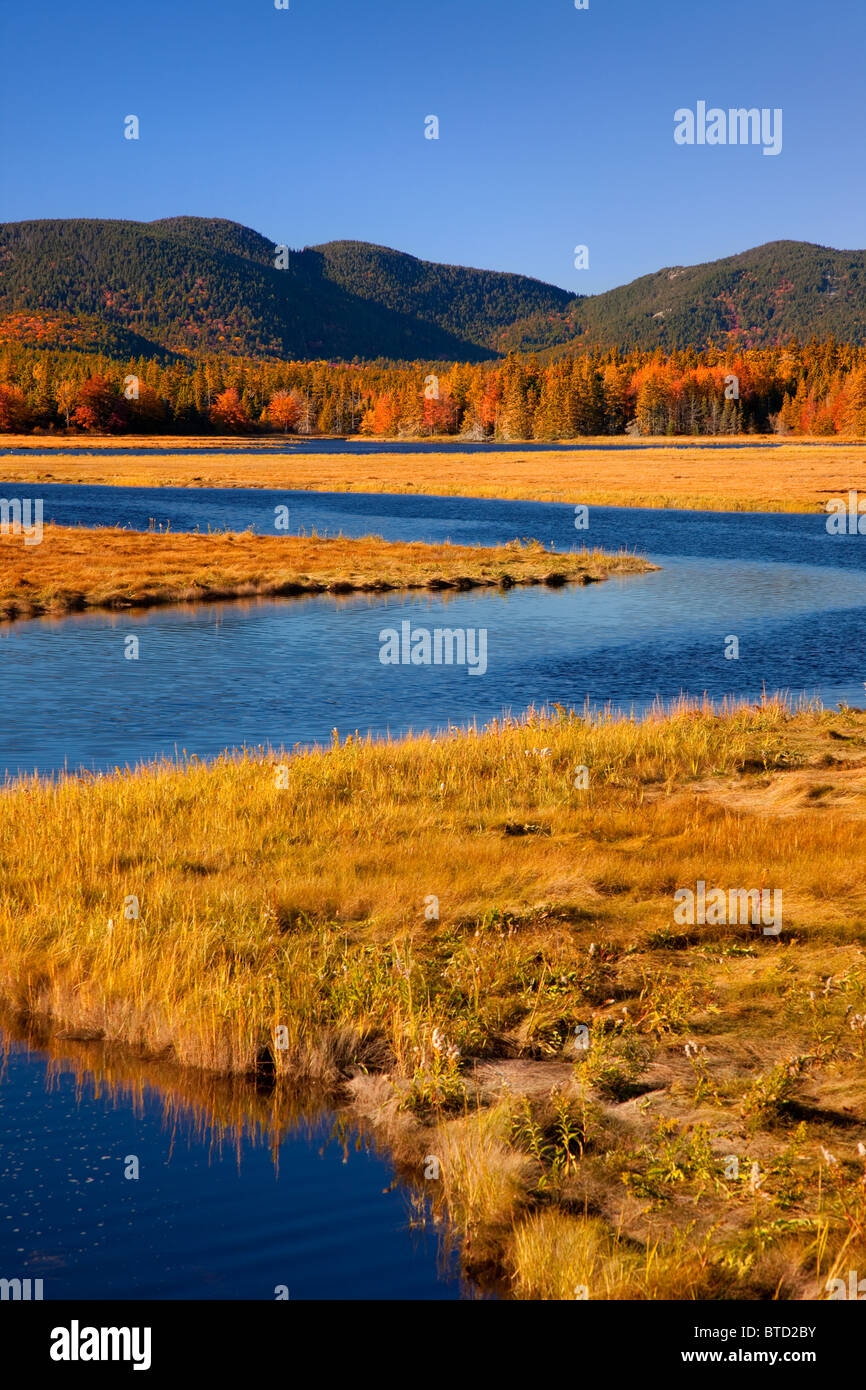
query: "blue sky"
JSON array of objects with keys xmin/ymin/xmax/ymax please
[{"xmin": 1, "ymin": 0, "xmax": 863, "ymax": 294}]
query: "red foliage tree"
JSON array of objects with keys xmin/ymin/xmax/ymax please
[
  {"xmin": 127, "ymin": 382, "xmax": 168, "ymax": 431},
  {"xmin": 266, "ymin": 389, "xmax": 301, "ymax": 433},
  {"xmin": 72, "ymin": 376, "xmax": 127, "ymax": 432},
  {"xmin": 210, "ymin": 386, "xmax": 252, "ymax": 433},
  {"xmin": 420, "ymin": 391, "xmax": 459, "ymax": 434}
]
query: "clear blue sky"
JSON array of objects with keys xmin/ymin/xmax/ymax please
[{"xmin": 1, "ymin": 0, "xmax": 863, "ymax": 294}]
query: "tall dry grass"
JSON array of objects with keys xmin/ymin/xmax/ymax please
[
  {"xmin": 0, "ymin": 527, "xmax": 651, "ymax": 621},
  {"xmin": 1, "ymin": 695, "xmax": 864, "ymax": 1297},
  {"xmin": 4, "ymin": 439, "xmax": 864, "ymax": 511},
  {"xmin": 1, "ymin": 695, "xmax": 863, "ymax": 1072}
]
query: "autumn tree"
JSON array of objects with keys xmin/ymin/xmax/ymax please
[
  {"xmin": 127, "ymin": 382, "xmax": 168, "ymax": 431},
  {"xmin": 0, "ymin": 385, "xmax": 31, "ymax": 432},
  {"xmin": 361, "ymin": 392, "xmax": 398, "ymax": 436},
  {"xmin": 54, "ymin": 379, "xmax": 77, "ymax": 428},
  {"xmin": 266, "ymin": 389, "xmax": 301, "ymax": 433},
  {"xmin": 420, "ymin": 390, "xmax": 459, "ymax": 435},
  {"xmin": 210, "ymin": 386, "xmax": 252, "ymax": 433},
  {"xmin": 72, "ymin": 376, "xmax": 127, "ymax": 432}
]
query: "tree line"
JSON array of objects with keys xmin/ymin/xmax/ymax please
[{"xmin": 1, "ymin": 340, "xmax": 865, "ymax": 437}]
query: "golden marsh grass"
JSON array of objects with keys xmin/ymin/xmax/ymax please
[
  {"xmin": 3, "ymin": 436, "xmax": 865, "ymax": 511},
  {"xmin": 2, "ymin": 697, "xmax": 864, "ymax": 1071},
  {"xmin": 0, "ymin": 527, "xmax": 651, "ymax": 622},
  {"xmin": 0, "ymin": 698, "xmax": 864, "ymax": 1295}
]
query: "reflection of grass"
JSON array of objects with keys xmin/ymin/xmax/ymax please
[
  {"xmin": 0, "ymin": 527, "xmax": 652, "ymax": 621},
  {"xmin": 4, "ymin": 436, "xmax": 865, "ymax": 511},
  {"xmin": 0, "ymin": 1009, "xmax": 329, "ymax": 1157},
  {"xmin": 2, "ymin": 696, "xmax": 866, "ymax": 1297}
]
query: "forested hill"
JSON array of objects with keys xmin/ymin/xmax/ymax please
[
  {"xmin": 504, "ymin": 241, "xmax": 866, "ymax": 353},
  {"xmin": 0, "ymin": 217, "xmax": 864, "ymax": 360},
  {"xmin": 0, "ymin": 218, "xmax": 572, "ymax": 361},
  {"xmin": 308, "ymin": 239, "xmax": 573, "ymax": 352}
]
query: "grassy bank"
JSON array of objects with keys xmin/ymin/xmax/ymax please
[
  {"xmin": 0, "ymin": 527, "xmax": 651, "ymax": 621},
  {"xmin": 1, "ymin": 698, "xmax": 864, "ymax": 1297},
  {"xmin": 2, "ymin": 437, "xmax": 865, "ymax": 511}
]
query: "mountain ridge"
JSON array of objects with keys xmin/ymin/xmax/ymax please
[{"xmin": 1, "ymin": 217, "xmax": 864, "ymax": 360}]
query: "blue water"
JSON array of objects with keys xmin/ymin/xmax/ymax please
[
  {"xmin": 1, "ymin": 486, "xmax": 865, "ymax": 777},
  {"xmin": 5, "ymin": 479, "xmax": 861, "ymax": 573},
  {"xmin": 0, "ymin": 1032, "xmax": 461, "ymax": 1300},
  {"xmin": 2, "ymin": 437, "xmax": 849, "ymax": 457}
]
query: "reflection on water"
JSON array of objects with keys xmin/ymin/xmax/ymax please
[
  {"xmin": 2, "ymin": 487, "xmax": 866, "ymax": 777},
  {"xmin": 0, "ymin": 1019, "xmax": 466, "ymax": 1300},
  {"xmin": 2, "ymin": 555, "xmax": 866, "ymax": 778}
]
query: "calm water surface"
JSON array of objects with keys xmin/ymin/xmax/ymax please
[
  {"xmin": 0, "ymin": 485, "xmax": 864, "ymax": 777},
  {"xmin": 0, "ymin": 1029, "xmax": 462, "ymax": 1300}
]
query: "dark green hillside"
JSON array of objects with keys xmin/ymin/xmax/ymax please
[
  {"xmin": 309, "ymin": 239, "xmax": 575, "ymax": 349},
  {"xmin": 0, "ymin": 219, "xmax": 494, "ymax": 360},
  {"xmin": 1, "ymin": 219, "xmax": 864, "ymax": 361},
  {"xmin": 545, "ymin": 241, "xmax": 866, "ymax": 351}
]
